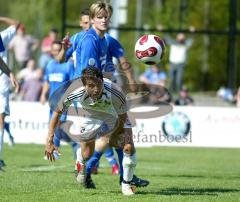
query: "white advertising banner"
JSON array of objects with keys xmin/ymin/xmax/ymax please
[
  {"xmin": 4, "ymin": 102, "xmax": 240, "ymax": 148},
  {"xmin": 132, "ymin": 106, "xmax": 240, "ymax": 148},
  {"xmin": 4, "ymin": 102, "xmax": 49, "ymax": 144}
]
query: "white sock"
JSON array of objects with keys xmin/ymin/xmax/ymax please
[
  {"xmin": 76, "ymin": 147, "xmax": 86, "ymax": 165},
  {"xmin": 123, "ymin": 152, "xmax": 137, "ymax": 183},
  {"xmin": 0, "ymin": 128, "xmax": 4, "ymax": 154}
]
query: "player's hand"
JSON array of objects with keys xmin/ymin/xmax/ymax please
[
  {"xmin": 9, "ymin": 72, "xmax": 20, "ymax": 93},
  {"xmin": 44, "ymin": 141, "xmax": 56, "ymax": 162},
  {"xmin": 62, "ymin": 32, "xmax": 72, "ymax": 49}
]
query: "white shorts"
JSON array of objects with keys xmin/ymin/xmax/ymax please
[{"xmin": 0, "ymin": 92, "xmax": 10, "ymax": 115}]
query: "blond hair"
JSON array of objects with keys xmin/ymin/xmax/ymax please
[{"xmin": 89, "ymin": 1, "xmax": 113, "ymax": 20}]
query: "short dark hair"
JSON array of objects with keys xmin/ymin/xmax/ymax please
[
  {"xmin": 50, "ymin": 28, "xmax": 58, "ymax": 33},
  {"xmin": 81, "ymin": 66, "xmax": 103, "ymax": 85},
  {"xmin": 80, "ymin": 8, "xmax": 90, "ymax": 17}
]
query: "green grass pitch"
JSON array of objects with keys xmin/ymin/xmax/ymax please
[{"xmin": 1, "ymin": 144, "xmax": 240, "ymax": 201}]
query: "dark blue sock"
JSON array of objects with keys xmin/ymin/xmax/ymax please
[
  {"xmin": 4, "ymin": 122, "xmax": 10, "ymax": 133},
  {"xmin": 86, "ymin": 151, "xmax": 103, "ymax": 177},
  {"xmin": 115, "ymin": 148, "xmax": 123, "ymax": 177},
  {"xmin": 4, "ymin": 122, "xmax": 13, "ymax": 139},
  {"xmin": 104, "ymin": 147, "xmax": 118, "ymax": 166}
]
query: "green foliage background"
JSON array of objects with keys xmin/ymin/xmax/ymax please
[{"xmin": 0, "ymin": 0, "xmax": 239, "ymax": 91}]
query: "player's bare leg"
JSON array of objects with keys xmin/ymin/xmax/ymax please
[
  {"xmin": 76, "ymin": 140, "xmax": 96, "ymax": 188},
  {"xmin": 110, "ymin": 127, "xmax": 149, "ymax": 195}
]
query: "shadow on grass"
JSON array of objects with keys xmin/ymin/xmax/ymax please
[{"xmin": 137, "ymin": 187, "xmax": 240, "ymax": 196}]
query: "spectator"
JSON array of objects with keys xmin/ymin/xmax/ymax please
[
  {"xmin": 164, "ymin": 29, "xmax": 194, "ymax": 92},
  {"xmin": 16, "ymin": 59, "xmax": 36, "ymax": 83},
  {"xmin": 19, "ymin": 68, "xmax": 43, "ymax": 101},
  {"xmin": 174, "ymin": 87, "xmax": 194, "ymax": 106},
  {"xmin": 217, "ymin": 86, "xmax": 234, "ymax": 103},
  {"xmin": 38, "ymin": 28, "xmax": 58, "ymax": 71},
  {"xmin": 8, "ymin": 24, "xmax": 39, "ymax": 69},
  {"xmin": 139, "ymin": 64, "xmax": 167, "ymax": 87},
  {"xmin": 139, "ymin": 64, "xmax": 170, "ymax": 104}
]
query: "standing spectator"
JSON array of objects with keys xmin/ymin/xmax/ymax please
[
  {"xmin": 174, "ymin": 87, "xmax": 194, "ymax": 106},
  {"xmin": 164, "ymin": 30, "xmax": 194, "ymax": 92},
  {"xmin": 8, "ymin": 24, "xmax": 39, "ymax": 69},
  {"xmin": 0, "ymin": 17, "xmax": 20, "ymax": 164},
  {"xmin": 38, "ymin": 28, "xmax": 58, "ymax": 71}
]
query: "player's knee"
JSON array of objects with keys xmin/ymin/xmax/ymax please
[
  {"xmin": 123, "ymin": 143, "xmax": 135, "ymax": 154},
  {"xmin": 123, "ymin": 152, "xmax": 137, "ymax": 168},
  {"xmin": 82, "ymin": 146, "xmax": 94, "ymax": 160},
  {"xmin": 95, "ymin": 136, "xmax": 109, "ymax": 152}
]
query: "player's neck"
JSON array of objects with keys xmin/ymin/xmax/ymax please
[{"xmin": 92, "ymin": 26, "xmax": 105, "ymax": 38}]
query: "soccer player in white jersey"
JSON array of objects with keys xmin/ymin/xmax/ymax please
[
  {"xmin": 0, "ymin": 17, "xmax": 20, "ymax": 168},
  {"xmin": 45, "ymin": 66, "xmax": 139, "ymax": 195}
]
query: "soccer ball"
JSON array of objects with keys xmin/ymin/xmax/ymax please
[{"xmin": 134, "ymin": 34, "xmax": 165, "ymax": 65}]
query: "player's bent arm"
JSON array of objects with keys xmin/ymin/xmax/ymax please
[
  {"xmin": 40, "ymin": 81, "xmax": 49, "ymax": 104},
  {"xmin": 118, "ymin": 57, "xmax": 138, "ymax": 93},
  {"xmin": 56, "ymin": 33, "xmax": 71, "ymax": 62},
  {"xmin": 45, "ymin": 110, "xmax": 62, "ymax": 161},
  {"xmin": 118, "ymin": 57, "xmax": 136, "ymax": 84},
  {"xmin": 48, "ymin": 111, "xmax": 62, "ymax": 141},
  {"xmin": 54, "ymin": 43, "xmax": 66, "ymax": 63},
  {"xmin": 0, "ymin": 57, "xmax": 19, "ymax": 92},
  {"xmin": 0, "ymin": 17, "xmax": 19, "ymax": 27}
]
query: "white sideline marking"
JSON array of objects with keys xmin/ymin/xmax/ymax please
[{"xmin": 21, "ymin": 165, "xmax": 66, "ymax": 172}]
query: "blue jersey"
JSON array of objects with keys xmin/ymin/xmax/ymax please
[
  {"xmin": 105, "ymin": 33, "xmax": 124, "ymax": 73},
  {"xmin": 0, "ymin": 35, "xmax": 5, "ymax": 52},
  {"xmin": 75, "ymin": 28, "xmax": 108, "ymax": 77},
  {"xmin": 44, "ymin": 59, "xmax": 75, "ymax": 96}
]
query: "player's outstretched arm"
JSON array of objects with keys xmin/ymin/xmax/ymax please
[
  {"xmin": 118, "ymin": 57, "xmax": 138, "ymax": 93},
  {"xmin": 0, "ymin": 16, "xmax": 19, "ymax": 27},
  {"xmin": 45, "ymin": 111, "xmax": 61, "ymax": 161},
  {"xmin": 55, "ymin": 32, "xmax": 72, "ymax": 63},
  {"xmin": 0, "ymin": 57, "xmax": 19, "ymax": 93}
]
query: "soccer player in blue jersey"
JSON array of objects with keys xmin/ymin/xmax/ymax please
[
  {"xmin": 66, "ymin": 8, "xmax": 121, "ymax": 175},
  {"xmin": 66, "ymin": 4, "xmax": 148, "ymax": 188},
  {"xmin": 40, "ymin": 40, "xmax": 78, "ymax": 158},
  {"xmin": 65, "ymin": 9, "xmax": 90, "ymax": 64}
]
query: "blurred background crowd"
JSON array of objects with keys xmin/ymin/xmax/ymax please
[{"xmin": 0, "ymin": 0, "xmax": 240, "ymax": 107}]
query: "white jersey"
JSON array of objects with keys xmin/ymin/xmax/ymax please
[
  {"xmin": 0, "ymin": 26, "xmax": 16, "ymax": 93},
  {"xmin": 63, "ymin": 79, "xmax": 127, "ymax": 120}
]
